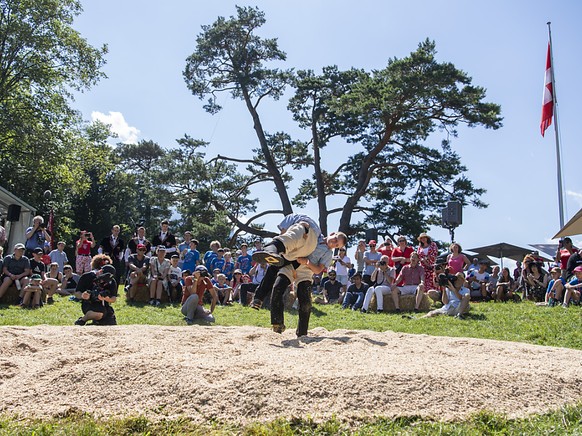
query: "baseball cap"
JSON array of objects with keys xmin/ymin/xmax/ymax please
[
  {"xmin": 574, "ymin": 266, "xmax": 582, "ymax": 273},
  {"xmin": 31, "ymin": 274, "xmax": 42, "ymax": 280},
  {"xmin": 368, "ymin": 240, "xmax": 377, "ymax": 245},
  {"xmin": 137, "ymin": 243, "xmax": 146, "ymax": 250},
  {"xmin": 157, "ymin": 245, "xmax": 167, "ymax": 251},
  {"xmin": 195, "ymin": 265, "xmax": 207, "ymax": 273},
  {"xmin": 14, "ymin": 243, "xmax": 25, "ymax": 250},
  {"xmin": 33, "ymin": 247, "xmax": 44, "ymax": 254}
]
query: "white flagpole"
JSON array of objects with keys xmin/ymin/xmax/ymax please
[{"xmin": 547, "ymin": 21, "xmax": 565, "ymax": 228}]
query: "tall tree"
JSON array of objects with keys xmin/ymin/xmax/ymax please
[
  {"xmin": 290, "ymin": 39, "xmax": 502, "ymax": 237},
  {"xmin": 183, "ymin": 5, "xmax": 295, "ymax": 218}
]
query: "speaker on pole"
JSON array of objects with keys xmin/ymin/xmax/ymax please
[
  {"xmin": 6, "ymin": 204, "xmax": 21, "ymax": 222},
  {"xmin": 365, "ymin": 228, "xmax": 378, "ymax": 243},
  {"xmin": 442, "ymin": 201, "xmax": 462, "ymax": 226}
]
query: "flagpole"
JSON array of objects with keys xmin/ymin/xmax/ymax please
[{"xmin": 547, "ymin": 21, "xmax": 565, "ymax": 228}]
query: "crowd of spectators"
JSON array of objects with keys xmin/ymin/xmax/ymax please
[{"xmin": 1, "ymin": 216, "xmax": 581, "ymax": 328}]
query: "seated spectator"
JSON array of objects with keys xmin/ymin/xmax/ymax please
[
  {"xmin": 468, "ymin": 258, "xmax": 480, "ymax": 274},
  {"xmin": 566, "ymin": 250, "xmax": 582, "ymax": 280},
  {"xmin": 311, "ymin": 273, "xmax": 322, "ymax": 295},
  {"xmin": 522, "ymin": 261, "xmax": 548, "ymax": 302},
  {"xmin": 422, "ymin": 272, "xmax": 470, "ymax": 319},
  {"xmin": 43, "ymin": 262, "xmax": 63, "ymax": 304},
  {"xmin": 21, "ymin": 274, "xmax": 43, "ymax": 308},
  {"xmin": 214, "ymin": 273, "xmax": 233, "ymax": 305},
  {"xmin": 222, "ymin": 251, "xmax": 235, "ymax": 281},
  {"xmin": 49, "ymin": 242, "xmax": 68, "ymax": 273},
  {"xmin": 241, "ymin": 261, "xmax": 268, "ymax": 306},
  {"xmin": 428, "ymin": 263, "xmax": 446, "ymax": 304},
  {"xmin": 361, "ymin": 256, "xmax": 395, "ymax": 313},
  {"xmin": 467, "ymin": 260, "xmax": 490, "ymax": 301},
  {"xmin": 29, "ymin": 248, "xmax": 47, "ymax": 302},
  {"xmin": 149, "ymin": 246, "xmax": 170, "ymax": 306},
  {"xmin": 126, "ymin": 243, "xmax": 150, "ymax": 302},
  {"xmin": 210, "ymin": 248, "xmax": 226, "ymax": 274},
  {"xmin": 74, "ymin": 264, "xmax": 118, "ymax": 326},
  {"xmin": 181, "ymin": 265, "xmax": 218, "ymax": 324},
  {"xmin": 168, "ymin": 254, "xmax": 182, "ymax": 303},
  {"xmin": 556, "ymin": 237, "xmax": 578, "ymax": 280},
  {"xmin": 493, "ymin": 267, "xmax": 516, "ymax": 302},
  {"xmin": 315, "ymin": 270, "xmax": 342, "ymax": 304},
  {"xmin": 391, "ymin": 252, "xmax": 426, "ymax": 312},
  {"xmin": 230, "ymin": 269, "xmax": 244, "ymax": 302},
  {"xmin": 61, "ymin": 265, "xmax": 80, "ymax": 295},
  {"xmin": 488, "ymin": 266, "xmax": 500, "ymax": 296},
  {"xmin": 0, "ymin": 243, "xmax": 31, "ymax": 301},
  {"xmin": 513, "ymin": 261, "xmax": 522, "ymax": 282},
  {"xmin": 546, "ymin": 267, "xmax": 565, "ymax": 306},
  {"xmin": 341, "ymin": 272, "xmax": 368, "ymax": 310},
  {"xmin": 563, "ymin": 265, "xmax": 582, "ymax": 308}
]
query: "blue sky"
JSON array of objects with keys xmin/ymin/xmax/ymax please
[{"xmin": 72, "ymin": 1, "xmax": 582, "ymax": 261}]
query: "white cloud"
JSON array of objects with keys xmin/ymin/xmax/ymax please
[
  {"xmin": 567, "ymin": 190, "xmax": 582, "ymax": 208},
  {"xmin": 91, "ymin": 111, "xmax": 140, "ymax": 144}
]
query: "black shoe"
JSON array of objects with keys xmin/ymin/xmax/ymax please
[
  {"xmin": 455, "ymin": 313, "xmax": 466, "ymax": 320},
  {"xmin": 252, "ymin": 250, "xmax": 285, "ymax": 267},
  {"xmin": 395, "ymin": 308, "xmax": 401, "ymax": 313},
  {"xmin": 376, "ymin": 309, "xmax": 383, "ymax": 314},
  {"xmin": 74, "ymin": 317, "xmax": 86, "ymax": 326},
  {"xmin": 47, "ymin": 297, "xmax": 54, "ymax": 305},
  {"xmin": 361, "ymin": 308, "xmax": 367, "ymax": 313},
  {"xmin": 414, "ymin": 308, "xmax": 419, "ymax": 313}
]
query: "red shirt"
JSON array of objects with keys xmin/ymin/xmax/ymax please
[
  {"xmin": 559, "ymin": 248, "xmax": 578, "ymax": 270},
  {"xmin": 182, "ymin": 276, "xmax": 214, "ymax": 306},
  {"xmin": 77, "ymin": 239, "xmax": 92, "ymax": 256},
  {"xmin": 377, "ymin": 245, "xmax": 394, "ymax": 266}
]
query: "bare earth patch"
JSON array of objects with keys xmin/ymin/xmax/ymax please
[{"xmin": 1, "ymin": 325, "xmax": 582, "ymax": 423}]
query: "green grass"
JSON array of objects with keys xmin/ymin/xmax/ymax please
[
  {"xmin": 2, "ymin": 290, "xmax": 582, "ymax": 434},
  {"xmin": 2, "ymin": 290, "xmax": 581, "ymax": 349}
]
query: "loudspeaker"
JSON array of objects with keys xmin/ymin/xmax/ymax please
[
  {"xmin": 365, "ymin": 228, "xmax": 378, "ymax": 243},
  {"xmin": 6, "ymin": 204, "xmax": 21, "ymax": 222},
  {"xmin": 442, "ymin": 201, "xmax": 462, "ymax": 226}
]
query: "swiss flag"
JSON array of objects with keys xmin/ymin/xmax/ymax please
[{"xmin": 540, "ymin": 43, "xmax": 553, "ymax": 137}]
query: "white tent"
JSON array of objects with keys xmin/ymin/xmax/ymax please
[
  {"xmin": 554, "ymin": 208, "xmax": 582, "ymax": 239},
  {"xmin": 0, "ymin": 186, "xmax": 36, "ymax": 249}
]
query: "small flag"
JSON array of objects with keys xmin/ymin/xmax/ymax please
[
  {"xmin": 47, "ymin": 209, "xmax": 54, "ymax": 250},
  {"xmin": 540, "ymin": 43, "xmax": 553, "ymax": 137}
]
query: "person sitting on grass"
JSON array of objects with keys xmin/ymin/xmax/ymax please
[
  {"xmin": 181, "ymin": 265, "xmax": 218, "ymax": 325},
  {"xmin": 0, "ymin": 243, "xmax": 31, "ymax": 302},
  {"xmin": 545, "ymin": 267, "xmax": 565, "ymax": 306},
  {"xmin": 149, "ymin": 246, "xmax": 170, "ymax": 306},
  {"xmin": 563, "ymin": 265, "xmax": 582, "ymax": 308},
  {"xmin": 493, "ymin": 267, "xmax": 516, "ymax": 302},
  {"xmin": 341, "ymin": 272, "xmax": 368, "ymax": 310},
  {"xmin": 214, "ymin": 273, "xmax": 233, "ymax": 305},
  {"xmin": 422, "ymin": 272, "xmax": 470, "ymax": 319},
  {"xmin": 74, "ymin": 264, "xmax": 118, "ymax": 326},
  {"xmin": 314, "ymin": 271, "xmax": 342, "ymax": 304},
  {"xmin": 21, "ymin": 274, "xmax": 43, "ymax": 308},
  {"xmin": 43, "ymin": 262, "xmax": 63, "ymax": 304},
  {"xmin": 467, "ymin": 260, "xmax": 490, "ymax": 301},
  {"xmin": 126, "ymin": 243, "xmax": 150, "ymax": 302},
  {"xmin": 168, "ymin": 254, "xmax": 182, "ymax": 303},
  {"xmin": 61, "ymin": 265, "xmax": 80, "ymax": 295},
  {"xmin": 522, "ymin": 261, "xmax": 548, "ymax": 302}
]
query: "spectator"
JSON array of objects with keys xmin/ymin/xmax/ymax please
[
  {"xmin": 513, "ymin": 261, "xmax": 522, "ymax": 282},
  {"xmin": 565, "ymin": 250, "xmax": 582, "ymax": 279},
  {"xmin": 493, "ymin": 267, "xmax": 516, "ymax": 302},
  {"xmin": 0, "ymin": 220, "xmax": 6, "ymax": 250},
  {"xmin": 545, "ymin": 267, "xmax": 565, "ymax": 306},
  {"xmin": 168, "ymin": 254, "xmax": 182, "ymax": 303},
  {"xmin": 251, "ymin": 238, "xmax": 263, "ymax": 255},
  {"xmin": 214, "ymin": 273, "xmax": 233, "ymax": 305},
  {"xmin": 151, "ymin": 220, "xmax": 177, "ymax": 258},
  {"xmin": 556, "ymin": 237, "xmax": 578, "ymax": 280},
  {"xmin": 392, "ymin": 252, "xmax": 426, "ymax": 312},
  {"xmin": 230, "ymin": 269, "xmax": 244, "ymax": 302},
  {"xmin": 422, "ymin": 272, "xmax": 470, "ymax": 319},
  {"xmin": 488, "ymin": 266, "xmax": 500, "ymax": 295},
  {"xmin": 353, "ymin": 239, "xmax": 366, "ymax": 274},
  {"xmin": 126, "ymin": 243, "xmax": 150, "ymax": 302},
  {"xmin": 235, "ymin": 243, "xmax": 253, "ymax": 274},
  {"xmin": 391, "ymin": 236, "xmax": 413, "ymax": 276},
  {"xmin": 416, "ymin": 232, "xmax": 438, "ymax": 292},
  {"xmin": 428, "ymin": 263, "xmax": 446, "ymax": 304},
  {"xmin": 61, "ymin": 265, "xmax": 80, "ymax": 295},
  {"xmin": 21, "ymin": 274, "xmax": 43, "ymax": 308},
  {"xmin": 362, "ymin": 240, "xmax": 381, "ymax": 286},
  {"xmin": 341, "ymin": 272, "xmax": 368, "ymax": 311},
  {"xmin": 149, "ymin": 246, "xmax": 170, "ymax": 306},
  {"xmin": 75, "ymin": 230, "xmax": 95, "ymax": 275},
  {"xmin": 182, "ymin": 239, "xmax": 200, "ymax": 277},
  {"xmin": 377, "ymin": 239, "xmax": 394, "ymax": 265},
  {"xmin": 181, "ymin": 265, "xmax": 217, "ymax": 324},
  {"xmin": 315, "ymin": 271, "xmax": 342, "ymax": 304},
  {"xmin": 222, "ymin": 251, "xmax": 235, "ymax": 281},
  {"xmin": 24, "ymin": 215, "xmax": 51, "ymax": 258},
  {"xmin": 562, "ymin": 265, "xmax": 582, "ymax": 308},
  {"xmin": 177, "ymin": 231, "xmax": 193, "ymax": 267},
  {"xmin": 43, "ymin": 262, "xmax": 62, "ymax": 304},
  {"xmin": 240, "ymin": 261, "xmax": 268, "ymax": 306},
  {"xmin": 361, "ymin": 255, "xmax": 395, "ymax": 313},
  {"xmin": 522, "ymin": 261, "xmax": 548, "ymax": 302},
  {"xmin": 203, "ymin": 240, "xmax": 221, "ymax": 270},
  {"xmin": 446, "ymin": 243, "xmax": 470, "ymax": 274},
  {"xmin": 99, "ymin": 225, "xmax": 125, "ymax": 284},
  {"xmin": 468, "ymin": 258, "xmax": 480, "ymax": 274},
  {"xmin": 332, "ymin": 247, "xmax": 352, "ymax": 295},
  {"xmin": 127, "ymin": 226, "xmax": 152, "ymax": 256},
  {"xmin": 48, "ymin": 242, "xmax": 68, "ymax": 273},
  {"xmin": 0, "ymin": 243, "xmax": 31, "ymax": 301},
  {"xmin": 467, "ymin": 260, "xmax": 490, "ymax": 301}
]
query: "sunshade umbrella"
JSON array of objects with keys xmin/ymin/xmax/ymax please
[
  {"xmin": 529, "ymin": 244, "xmax": 558, "ymax": 260},
  {"xmin": 554, "ymin": 208, "xmax": 582, "ymax": 239},
  {"xmin": 466, "ymin": 243, "xmax": 535, "ymax": 269}
]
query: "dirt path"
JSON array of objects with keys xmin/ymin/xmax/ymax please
[{"xmin": 1, "ymin": 325, "xmax": 581, "ymax": 423}]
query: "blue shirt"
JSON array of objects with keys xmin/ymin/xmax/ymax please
[
  {"xmin": 204, "ymin": 251, "xmax": 217, "ymax": 270},
  {"xmin": 236, "ymin": 254, "xmax": 253, "ymax": 274},
  {"xmin": 308, "ymin": 242, "xmax": 333, "ymax": 271},
  {"xmin": 222, "ymin": 260, "xmax": 235, "ymax": 280},
  {"xmin": 211, "ymin": 257, "xmax": 225, "ymax": 273},
  {"xmin": 182, "ymin": 249, "xmax": 200, "ymax": 274}
]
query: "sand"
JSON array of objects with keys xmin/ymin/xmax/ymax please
[{"xmin": 1, "ymin": 325, "xmax": 581, "ymax": 423}]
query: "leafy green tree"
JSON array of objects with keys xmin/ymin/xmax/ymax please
[
  {"xmin": 183, "ymin": 6, "xmax": 296, "ymax": 218},
  {"xmin": 290, "ymin": 39, "xmax": 501, "ymax": 238}
]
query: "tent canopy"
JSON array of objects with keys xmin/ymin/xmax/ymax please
[
  {"xmin": 554, "ymin": 208, "xmax": 582, "ymax": 239},
  {"xmin": 466, "ymin": 242, "xmax": 537, "ymax": 268}
]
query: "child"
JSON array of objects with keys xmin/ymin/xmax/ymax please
[
  {"xmin": 214, "ymin": 273, "xmax": 233, "ymax": 305},
  {"xmin": 21, "ymin": 274, "xmax": 43, "ymax": 308},
  {"xmin": 49, "ymin": 241, "xmax": 68, "ymax": 273},
  {"xmin": 168, "ymin": 254, "xmax": 182, "ymax": 303}
]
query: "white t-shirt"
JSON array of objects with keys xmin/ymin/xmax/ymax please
[{"xmin": 334, "ymin": 255, "xmax": 351, "ymax": 276}]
